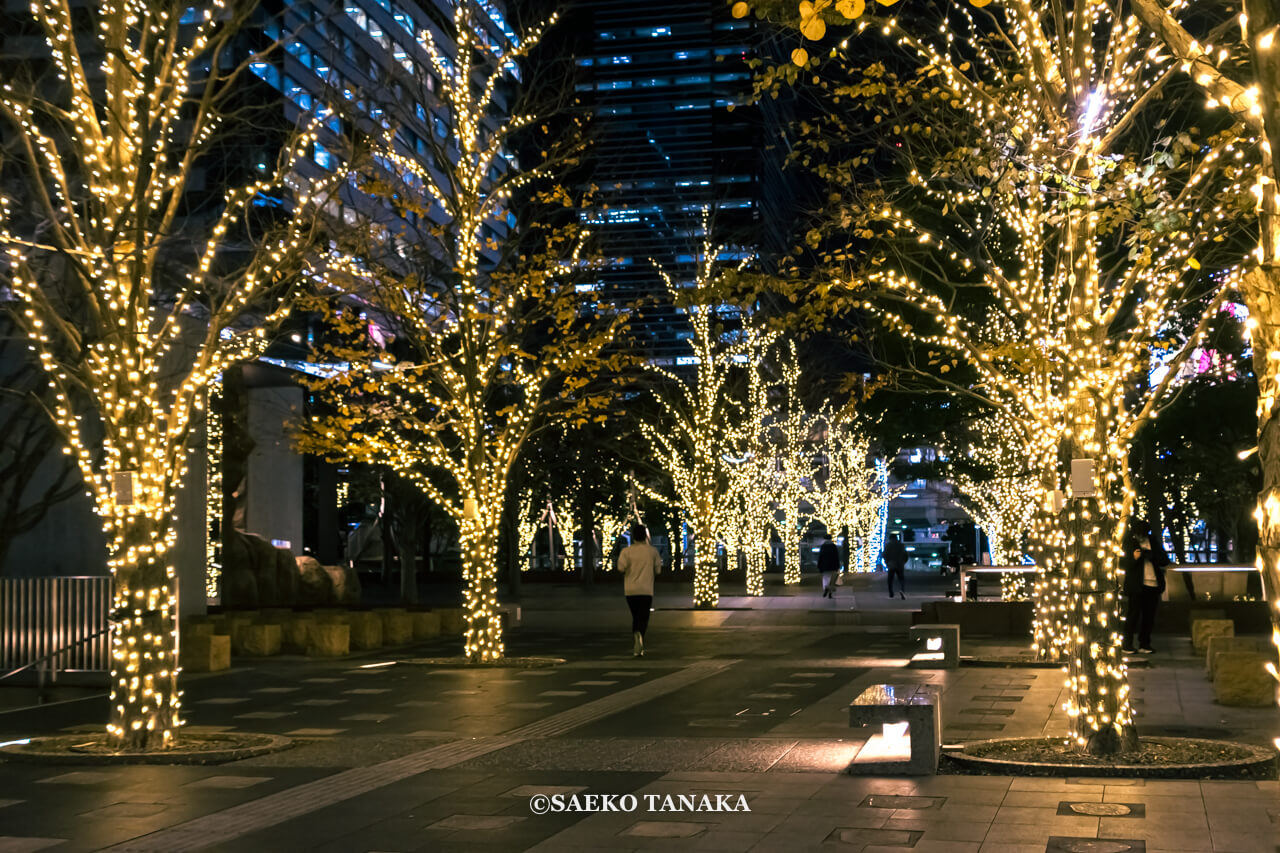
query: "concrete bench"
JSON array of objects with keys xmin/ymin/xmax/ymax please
[
  {"xmin": 1191, "ymin": 618, "xmax": 1234, "ymax": 654},
  {"xmin": 1205, "ymin": 635, "xmax": 1269, "ymax": 678},
  {"xmin": 182, "ymin": 634, "xmax": 231, "ymax": 672},
  {"xmin": 847, "ymin": 683, "xmax": 940, "ymax": 775},
  {"xmin": 374, "ymin": 608, "xmax": 414, "ymax": 646},
  {"xmin": 1213, "ymin": 651, "xmax": 1277, "ymax": 707},
  {"xmin": 909, "ymin": 624, "xmax": 959, "ymax": 669}
]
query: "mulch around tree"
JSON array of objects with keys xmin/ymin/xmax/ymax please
[
  {"xmin": 0, "ymin": 732, "xmax": 293, "ymax": 765},
  {"xmin": 943, "ymin": 736, "xmax": 1277, "ymax": 779}
]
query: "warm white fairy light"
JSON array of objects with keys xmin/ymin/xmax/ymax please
[
  {"xmin": 1125, "ymin": 0, "xmax": 1280, "ymax": 700},
  {"xmin": 948, "ymin": 414, "xmax": 1040, "ymax": 598},
  {"xmin": 205, "ymin": 374, "xmax": 223, "ymax": 601},
  {"xmin": 776, "ymin": 0, "xmax": 1261, "ymax": 751},
  {"xmin": 638, "ymin": 229, "xmax": 776, "ymax": 608},
  {"xmin": 808, "ymin": 404, "xmax": 895, "ymax": 574},
  {"xmin": 763, "ymin": 341, "xmax": 816, "ymax": 585},
  {"xmin": 297, "ymin": 2, "xmax": 621, "ymax": 663},
  {"xmin": 0, "ymin": 0, "xmax": 339, "ymax": 749}
]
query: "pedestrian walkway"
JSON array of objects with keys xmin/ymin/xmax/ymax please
[{"xmin": 0, "ymin": 575, "xmax": 1275, "ymax": 852}]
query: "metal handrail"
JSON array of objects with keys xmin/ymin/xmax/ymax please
[
  {"xmin": 0, "ymin": 623, "xmax": 113, "ymax": 685},
  {"xmin": 0, "ymin": 608, "xmax": 156, "ymax": 702}
]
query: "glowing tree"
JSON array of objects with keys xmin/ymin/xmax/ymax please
[
  {"xmin": 723, "ymin": 352, "xmax": 778, "ymax": 596},
  {"xmin": 761, "ymin": 341, "xmax": 817, "ymax": 584},
  {"xmin": 297, "ymin": 3, "xmax": 625, "ymax": 662},
  {"xmin": 0, "ymin": 0, "xmax": 335, "ymax": 749},
  {"xmin": 808, "ymin": 405, "xmax": 891, "ymax": 570},
  {"xmin": 1128, "ymin": 0, "xmax": 1280, "ymax": 700},
  {"xmin": 770, "ymin": 2, "xmax": 1254, "ymax": 752},
  {"xmin": 639, "ymin": 241, "xmax": 776, "ymax": 608},
  {"xmin": 948, "ymin": 414, "xmax": 1042, "ymax": 598}
]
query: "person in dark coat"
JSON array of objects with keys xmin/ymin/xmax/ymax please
[
  {"xmin": 1122, "ymin": 519, "xmax": 1169, "ymax": 654},
  {"xmin": 818, "ymin": 534, "xmax": 842, "ymax": 598},
  {"xmin": 882, "ymin": 533, "xmax": 908, "ymax": 599}
]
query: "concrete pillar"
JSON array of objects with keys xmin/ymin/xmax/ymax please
[{"xmin": 245, "ymin": 385, "xmax": 304, "ymax": 556}]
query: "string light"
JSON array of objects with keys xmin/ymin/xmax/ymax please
[
  {"xmin": 0, "ymin": 0, "xmax": 341, "ymax": 749},
  {"xmin": 637, "ymin": 225, "xmax": 775, "ymax": 608},
  {"xmin": 296, "ymin": 2, "xmax": 621, "ymax": 662},
  {"xmin": 773, "ymin": 0, "xmax": 1260, "ymax": 752}
]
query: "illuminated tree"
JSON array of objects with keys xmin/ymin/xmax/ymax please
[
  {"xmin": 770, "ymin": 2, "xmax": 1255, "ymax": 752},
  {"xmin": 809, "ymin": 405, "xmax": 891, "ymax": 571},
  {"xmin": 638, "ymin": 241, "xmax": 776, "ymax": 608},
  {"xmin": 1128, "ymin": 0, "xmax": 1280, "ymax": 701},
  {"xmin": 947, "ymin": 414, "xmax": 1041, "ymax": 598},
  {"xmin": 0, "ymin": 0, "xmax": 335, "ymax": 749},
  {"xmin": 297, "ymin": 3, "xmax": 625, "ymax": 662},
  {"xmin": 723, "ymin": 353, "xmax": 777, "ymax": 596},
  {"xmin": 760, "ymin": 340, "xmax": 817, "ymax": 584}
]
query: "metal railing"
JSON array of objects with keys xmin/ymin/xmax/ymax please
[{"xmin": 0, "ymin": 577, "xmax": 112, "ymax": 674}]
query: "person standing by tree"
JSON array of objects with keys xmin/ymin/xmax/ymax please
[
  {"xmin": 618, "ymin": 524, "xmax": 662, "ymax": 656},
  {"xmin": 1122, "ymin": 520, "xmax": 1170, "ymax": 655},
  {"xmin": 818, "ymin": 534, "xmax": 842, "ymax": 598},
  {"xmin": 882, "ymin": 533, "xmax": 908, "ymax": 600}
]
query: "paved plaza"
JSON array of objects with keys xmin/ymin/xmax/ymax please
[{"xmin": 0, "ymin": 573, "xmax": 1277, "ymax": 853}]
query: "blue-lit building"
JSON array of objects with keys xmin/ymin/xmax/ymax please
[{"xmin": 569, "ymin": 0, "xmax": 765, "ymax": 359}]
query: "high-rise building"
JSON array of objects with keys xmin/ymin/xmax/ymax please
[{"xmin": 570, "ymin": 0, "xmax": 764, "ymax": 361}]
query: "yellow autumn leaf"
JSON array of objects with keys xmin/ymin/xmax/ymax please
[
  {"xmin": 835, "ymin": 0, "xmax": 865, "ymax": 17},
  {"xmin": 1188, "ymin": 257, "xmax": 1201, "ymax": 270},
  {"xmin": 731, "ymin": 1, "xmax": 749, "ymax": 18},
  {"xmin": 792, "ymin": 47, "xmax": 809, "ymax": 66},
  {"xmin": 876, "ymin": 0, "xmax": 899, "ymax": 5},
  {"xmin": 970, "ymin": 0, "xmax": 993, "ymax": 6},
  {"xmin": 801, "ymin": 16, "xmax": 826, "ymax": 40}
]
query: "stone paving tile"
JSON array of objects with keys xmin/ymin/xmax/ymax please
[{"xmin": 0, "ymin": 837, "xmax": 67, "ymax": 853}]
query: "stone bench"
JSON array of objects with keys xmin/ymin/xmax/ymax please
[
  {"xmin": 1205, "ymin": 635, "xmax": 1269, "ymax": 678},
  {"xmin": 307, "ymin": 623, "xmax": 350, "ymax": 657},
  {"xmin": 375, "ymin": 608, "xmax": 415, "ymax": 646},
  {"xmin": 1213, "ymin": 651, "xmax": 1277, "ymax": 707},
  {"xmin": 348, "ymin": 612, "xmax": 383, "ymax": 650},
  {"xmin": 435, "ymin": 608, "xmax": 465, "ymax": 635},
  {"xmin": 281, "ymin": 614, "xmax": 316, "ymax": 655},
  {"xmin": 908, "ymin": 624, "xmax": 959, "ymax": 669},
  {"xmin": 1191, "ymin": 618, "xmax": 1234, "ymax": 654},
  {"xmin": 239, "ymin": 623, "xmax": 281, "ymax": 657},
  {"xmin": 182, "ymin": 633, "xmax": 231, "ymax": 672},
  {"xmin": 847, "ymin": 683, "xmax": 940, "ymax": 775},
  {"xmin": 412, "ymin": 611, "xmax": 442, "ymax": 640}
]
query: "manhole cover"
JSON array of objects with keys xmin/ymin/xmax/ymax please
[
  {"xmin": 1068, "ymin": 802, "xmax": 1133, "ymax": 816},
  {"xmin": 861, "ymin": 794, "xmax": 944, "ymax": 810},
  {"xmin": 1047, "ymin": 839, "xmax": 1142, "ymax": 853},
  {"xmin": 622, "ymin": 820, "xmax": 707, "ymax": 838}
]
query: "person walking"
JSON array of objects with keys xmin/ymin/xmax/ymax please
[
  {"xmin": 1122, "ymin": 519, "xmax": 1169, "ymax": 654},
  {"xmin": 882, "ymin": 533, "xmax": 908, "ymax": 599},
  {"xmin": 617, "ymin": 523, "xmax": 662, "ymax": 656},
  {"xmin": 818, "ymin": 534, "xmax": 842, "ymax": 598}
]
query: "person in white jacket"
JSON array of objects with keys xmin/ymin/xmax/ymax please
[{"xmin": 617, "ymin": 523, "xmax": 661, "ymax": 656}]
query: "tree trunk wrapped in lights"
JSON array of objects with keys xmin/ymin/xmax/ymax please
[
  {"xmin": 0, "ymin": 0, "xmax": 337, "ymax": 749},
  {"xmin": 295, "ymin": 3, "xmax": 626, "ymax": 662},
  {"xmin": 773, "ymin": 1, "xmax": 1259, "ymax": 750}
]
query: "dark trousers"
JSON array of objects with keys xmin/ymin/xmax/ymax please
[
  {"xmin": 887, "ymin": 565, "xmax": 905, "ymax": 595},
  {"xmin": 1124, "ymin": 586, "xmax": 1160, "ymax": 648},
  {"xmin": 626, "ymin": 595, "xmax": 652, "ymax": 636}
]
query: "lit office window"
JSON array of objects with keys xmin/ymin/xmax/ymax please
[
  {"xmin": 285, "ymin": 41, "xmax": 312, "ymax": 68},
  {"xmin": 314, "ymin": 142, "xmax": 336, "ymax": 170},
  {"xmin": 250, "ymin": 61, "xmax": 280, "ymax": 88}
]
